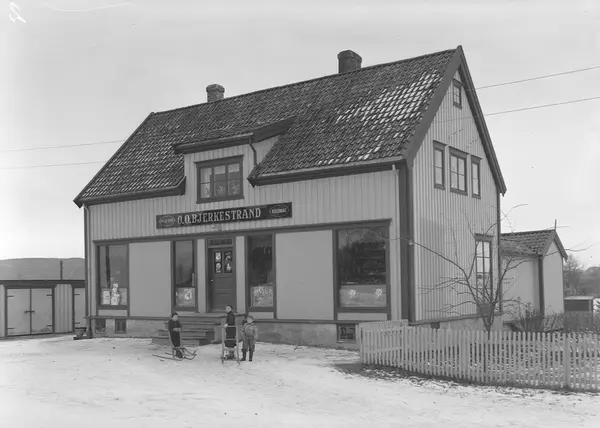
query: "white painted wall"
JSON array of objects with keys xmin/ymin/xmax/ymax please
[
  {"xmin": 502, "ymin": 256, "xmax": 539, "ymax": 320},
  {"xmin": 543, "ymin": 242, "xmax": 565, "ymax": 315},
  {"xmin": 412, "ymin": 70, "xmax": 500, "ymax": 321},
  {"xmin": 275, "ymin": 230, "xmax": 334, "ymax": 320}
]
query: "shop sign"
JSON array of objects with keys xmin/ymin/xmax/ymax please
[{"xmin": 156, "ymin": 202, "xmax": 292, "ymax": 229}]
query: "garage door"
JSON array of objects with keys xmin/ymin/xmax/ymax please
[
  {"xmin": 6, "ymin": 288, "xmax": 53, "ymax": 336},
  {"xmin": 73, "ymin": 288, "xmax": 86, "ymax": 329}
]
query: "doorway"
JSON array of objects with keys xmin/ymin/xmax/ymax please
[
  {"xmin": 6, "ymin": 288, "xmax": 53, "ymax": 336},
  {"xmin": 207, "ymin": 243, "xmax": 236, "ymax": 312}
]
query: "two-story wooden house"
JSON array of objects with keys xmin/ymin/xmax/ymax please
[{"xmin": 74, "ymin": 46, "xmax": 507, "ymax": 347}]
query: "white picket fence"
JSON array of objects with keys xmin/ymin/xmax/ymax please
[{"xmin": 358, "ymin": 321, "xmax": 600, "ymax": 392}]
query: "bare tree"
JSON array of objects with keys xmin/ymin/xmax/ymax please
[{"xmin": 563, "ymin": 254, "xmax": 584, "ymax": 296}]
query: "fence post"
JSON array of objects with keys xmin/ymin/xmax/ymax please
[{"xmin": 563, "ymin": 333, "xmax": 571, "ymax": 389}]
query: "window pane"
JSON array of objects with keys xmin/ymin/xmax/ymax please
[
  {"xmin": 451, "ymin": 172, "xmax": 457, "ymax": 189},
  {"xmin": 174, "ymin": 240, "xmax": 194, "ymax": 287},
  {"xmin": 200, "ymin": 182, "xmax": 212, "ymax": 199},
  {"xmin": 458, "ymin": 158, "xmax": 465, "ymax": 175},
  {"xmin": 214, "ymin": 181, "xmax": 227, "ymax": 197},
  {"xmin": 228, "ymin": 163, "xmax": 241, "ymax": 178},
  {"xmin": 200, "ymin": 167, "xmax": 212, "ymax": 183},
  {"xmin": 434, "ymin": 149, "xmax": 442, "ymax": 168},
  {"xmin": 472, "ymin": 162, "xmax": 479, "ymax": 180},
  {"xmin": 435, "ymin": 167, "xmax": 443, "ymax": 185},
  {"xmin": 247, "ymin": 235, "xmax": 274, "ymax": 308},
  {"xmin": 483, "ymin": 241, "xmax": 491, "ymax": 260},
  {"xmin": 175, "ymin": 287, "xmax": 195, "ymax": 307},
  {"xmin": 214, "ymin": 165, "xmax": 226, "ymax": 180},
  {"xmin": 99, "ymin": 244, "xmax": 128, "ymax": 307},
  {"xmin": 228, "ymin": 179, "xmax": 242, "ymax": 196},
  {"xmin": 451, "ymin": 156, "xmax": 458, "ymax": 172},
  {"xmin": 337, "ymin": 227, "xmax": 387, "ymax": 308}
]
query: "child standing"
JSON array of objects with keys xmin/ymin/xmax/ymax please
[
  {"xmin": 168, "ymin": 312, "xmax": 184, "ymax": 359},
  {"xmin": 241, "ymin": 315, "xmax": 258, "ymax": 361},
  {"xmin": 224, "ymin": 305, "xmax": 236, "ymax": 360}
]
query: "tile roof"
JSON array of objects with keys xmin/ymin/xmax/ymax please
[
  {"xmin": 76, "ymin": 48, "xmax": 458, "ymax": 203},
  {"xmin": 501, "ymin": 230, "xmax": 567, "ymax": 259}
]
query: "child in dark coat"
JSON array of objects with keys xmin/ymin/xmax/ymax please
[
  {"xmin": 224, "ymin": 305, "xmax": 236, "ymax": 360},
  {"xmin": 241, "ymin": 315, "xmax": 258, "ymax": 361},
  {"xmin": 168, "ymin": 312, "xmax": 183, "ymax": 359}
]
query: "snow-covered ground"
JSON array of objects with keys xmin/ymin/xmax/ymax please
[{"xmin": 0, "ymin": 336, "xmax": 597, "ymax": 427}]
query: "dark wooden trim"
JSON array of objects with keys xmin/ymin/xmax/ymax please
[
  {"xmin": 471, "ymin": 156, "xmax": 481, "ymax": 198},
  {"xmin": 496, "ymin": 190, "xmax": 502, "ymax": 313},
  {"xmin": 76, "ymin": 179, "xmax": 186, "ymax": 208},
  {"xmin": 95, "ymin": 243, "xmax": 130, "ymax": 313},
  {"xmin": 249, "ymin": 159, "xmax": 401, "ymax": 186},
  {"xmin": 0, "ymin": 280, "xmax": 85, "ymax": 287},
  {"xmin": 452, "ymin": 78, "xmax": 463, "ymax": 108},
  {"xmin": 449, "ymin": 148, "xmax": 468, "ymax": 196},
  {"xmin": 171, "ymin": 239, "xmax": 199, "ymax": 312},
  {"xmin": 93, "ymin": 219, "xmax": 393, "ymax": 246},
  {"xmin": 333, "ymin": 222, "xmax": 392, "ymax": 314},
  {"xmin": 175, "ymin": 135, "xmax": 252, "ymax": 155},
  {"xmin": 455, "ymin": 48, "xmax": 507, "ymax": 194},
  {"xmin": 474, "ymin": 233, "xmax": 494, "ymax": 241},
  {"xmin": 74, "ymin": 112, "xmax": 155, "ymax": 208},
  {"xmin": 433, "ymin": 141, "xmax": 446, "ymax": 190},
  {"xmin": 196, "ymin": 156, "xmax": 244, "ymax": 204},
  {"xmin": 398, "ymin": 162, "xmax": 412, "ymax": 321},
  {"xmin": 538, "ymin": 257, "xmax": 545, "ymax": 317}
]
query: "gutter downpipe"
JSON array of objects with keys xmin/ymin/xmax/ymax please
[
  {"xmin": 248, "ymin": 136, "xmax": 258, "ymax": 187},
  {"xmin": 83, "ymin": 204, "xmax": 92, "ymax": 338}
]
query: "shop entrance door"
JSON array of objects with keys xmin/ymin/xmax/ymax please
[{"xmin": 207, "ymin": 246, "xmax": 236, "ymax": 312}]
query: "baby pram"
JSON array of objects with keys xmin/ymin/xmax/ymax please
[{"xmin": 220, "ymin": 325, "xmax": 240, "ymax": 364}]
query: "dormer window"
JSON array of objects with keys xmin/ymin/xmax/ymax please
[{"xmin": 196, "ymin": 156, "xmax": 244, "ymax": 203}]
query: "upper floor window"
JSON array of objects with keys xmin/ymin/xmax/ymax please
[
  {"xmin": 433, "ymin": 141, "xmax": 445, "ymax": 189},
  {"xmin": 196, "ymin": 157, "xmax": 243, "ymax": 203},
  {"xmin": 452, "ymin": 79, "xmax": 462, "ymax": 108},
  {"xmin": 449, "ymin": 149, "xmax": 467, "ymax": 194},
  {"xmin": 471, "ymin": 157, "xmax": 481, "ymax": 198}
]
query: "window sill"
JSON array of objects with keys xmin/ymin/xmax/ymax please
[
  {"xmin": 196, "ymin": 195, "xmax": 244, "ymax": 204},
  {"xmin": 453, "ymin": 102, "xmax": 462, "ymax": 109},
  {"xmin": 450, "ymin": 188, "xmax": 468, "ymax": 196},
  {"xmin": 434, "ymin": 184, "xmax": 445, "ymax": 191},
  {"xmin": 98, "ymin": 305, "xmax": 128, "ymax": 310},
  {"xmin": 472, "ymin": 194, "xmax": 481, "ymax": 199},
  {"xmin": 248, "ymin": 307, "xmax": 274, "ymax": 312},
  {"xmin": 337, "ymin": 307, "xmax": 388, "ymax": 312}
]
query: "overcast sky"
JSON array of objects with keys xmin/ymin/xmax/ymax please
[{"xmin": 1, "ymin": 0, "xmax": 598, "ymax": 267}]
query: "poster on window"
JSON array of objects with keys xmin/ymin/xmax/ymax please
[
  {"xmin": 176, "ymin": 288, "xmax": 195, "ymax": 308},
  {"xmin": 251, "ymin": 284, "xmax": 274, "ymax": 307},
  {"xmin": 101, "ymin": 290, "xmax": 111, "ymax": 305},
  {"xmin": 215, "ymin": 262, "xmax": 222, "ymax": 274},
  {"xmin": 119, "ymin": 289, "xmax": 128, "ymax": 305}
]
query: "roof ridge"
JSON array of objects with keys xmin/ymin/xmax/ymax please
[
  {"xmin": 501, "ymin": 229, "xmax": 555, "ymax": 236},
  {"xmin": 152, "ymin": 47, "xmax": 458, "ymax": 116}
]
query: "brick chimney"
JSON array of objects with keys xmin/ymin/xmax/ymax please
[
  {"xmin": 338, "ymin": 50, "xmax": 362, "ymax": 73},
  {"xmin": 206, "ymin": 84, "xmax": 225, "ymax": 102}
]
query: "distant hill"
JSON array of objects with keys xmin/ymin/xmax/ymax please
[{"xmin": 0, "ymin": 258, "xmax": 85, "ymax": 280}]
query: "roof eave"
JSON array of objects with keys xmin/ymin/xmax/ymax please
[
  {"xmin": 75, "ymin": 177, "xmax": 186, "ymax": 208},
  {"xmin": 249, "ymin": 156, "xmax": 404, "ymax": 186},
  {"xmin": 173, "ymin": 134, "xmax": 254, "ymax": 154}
]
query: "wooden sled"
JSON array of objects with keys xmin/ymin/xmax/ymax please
[
  {"xmin": 153, "ymin": 327, "xmax": 197, "ymax": 361},
  {"xmin": 221, "ymin": 325, "xmax": 240, "ymax": 365}
]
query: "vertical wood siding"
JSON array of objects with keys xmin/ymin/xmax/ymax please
[
  {"xmin": 88, "ymin": 146, "xmax": 403, "ymax": 320},
  {"xmin": 502, "ymin": 257, "xmax": 539, "ymax": 320},
  {"xmin": 54, "ymin": 283, "xmax": 74, "ymax": 333},
  {"xmin": 412, "ymin": 71, "xmax": 500, "ymax": 321},
  {"xmin": 235, "ymin": 236, "xmax": 246, "ymax": 313}
]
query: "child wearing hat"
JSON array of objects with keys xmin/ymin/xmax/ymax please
[
  {"xmin": 241, "ymin": 315, "xmax": 258, "ymax": 361},
  {"xmin": 168, "ymin": 312, "xmax": 184, "ymax": 359}
]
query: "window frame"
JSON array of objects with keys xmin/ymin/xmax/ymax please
[
  {"xmin": 96, "ymin": 244, "xmax": 129, "ymax": 310},
  {"xmin": 433, "ymin": 141, "xmax": 446, "ymax": 190},
  {"xmin": 172, "ymin": 239, "xmax": 197, "ymax": 311},
  {"xmin": 245, "ymin": 233, "xmax": 276, "ymax": 313},
  {"xmin": 335, "ymin": 224, "xmax": 390, "ymax": 312},
  {"xmin": 452, "ymin": 79, "xmax": 463, "ymax": 108},
  {"xmin": 115, "ymin": 318, "xmax": 127, "ymax": 334},
  {"xmin": 337, "ymin": 323, "xmax": 357, "ymax": 343},
  {"xmin": 471, "ymin": 156, "xmax": 481, "ymax": 198},
  {"xmin": 475, "ymin": 235, "xmax": 494, "ymax": 313},
  {"xmin": 195, "ymin": 156, "xmax": 244, "ymax": 204},
  {"xmin": 449, "ymin": 148, "xmax": 468, "ymax": 195}
]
